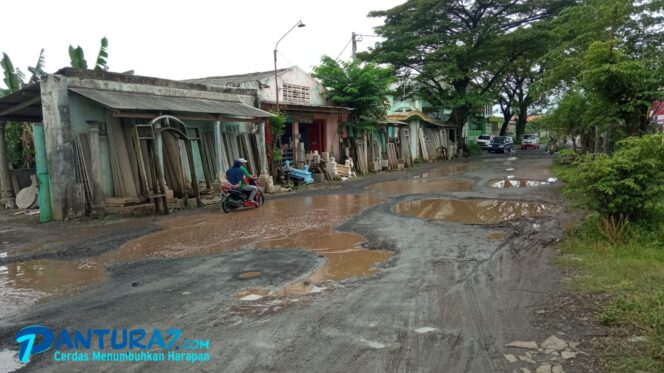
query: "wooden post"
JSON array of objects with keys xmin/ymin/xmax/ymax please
[
  {"xmin": 150, "ymin": 137, "xmax": 169, "ymax": 214},
  {"xmin": 185, "ymin": 141, "xmax": 202, "ymax": 207}
]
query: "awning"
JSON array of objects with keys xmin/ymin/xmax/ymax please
[
  {"xmin": 0, "ymin": 83, "xmax": 42, "ymax": 122},
  {"xmin": 262, "ymin": 101, "xmax": 352, "ymax": 114},
  {"xmin": 70, "ymin": 87, "xmax": 274, "ymax": 119},
  {"xmin": 386, "ymin": 111, "xmax": 454, "ymax": 128}
]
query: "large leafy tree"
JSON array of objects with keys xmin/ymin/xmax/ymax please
[
  {"xmin": 494, "ymin": 25, "xmax": 552, "ymax": 139},
  {"xmin": 542, "ymin": 0, "xmax": 664, "ymax": 150},
  {"xmin": 365, "ymin": 0, "xmax": 573, "ymax": 139},
  {"xmin": 312, "ymin": 55, "xmax": 394, "ymax": 124}
]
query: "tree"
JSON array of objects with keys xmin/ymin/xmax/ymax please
[
  {"xmin": 541, "ymin": 0, "xmax": 664, "ymax": 150},
  {"xmin": 1, "ymin": 52, "xmax": 42, "ymax": 168},
  {"xmin": 69, "ymin": 37, "xmax": 109, "ymax": 71},
  {"xmin": 494, "ymin": 26, "xmax": 552, "ymax": 139},
  {"xmin": 312, "ymin": 55, "xmax": 394, "ymax": 124},
  {"xmin": 365, "ymin": 0, "xmax": 574, "ymax": 140}
]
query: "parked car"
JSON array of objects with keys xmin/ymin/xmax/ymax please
[
  {"xmin": 488, "ymin": 136, "xmax": 513, "ymax": 153},
  {"xmin": 521, "ymin": 134, "xmax": 540, "ymax": 150},
  {"xmin": 476, "ymin": 134, "xmax": 494, "ymax": 149}
]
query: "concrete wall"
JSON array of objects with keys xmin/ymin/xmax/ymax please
[
  {"xmin": 258, "ymin": 67, "xmax": 333, "ymax": 106},
  {"xmin": 39, "ymin": 72, "xmax": 268, "ymax": 219},
  {"xmin": 312, "ymin": 113, "xmax": 342, "ymax": 158},
  {"xmin": 40, "ymin": 75, "xmax": 76, "ymax": 220}
]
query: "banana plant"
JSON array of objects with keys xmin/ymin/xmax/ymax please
[
  {"xmin": 68, "ymin": 45, "xmax": 88, "ymax": 69},
  {"xmin": 94, "ymin": 37, "xmax": 108, "ymax": 71},
  {"xmin": 27, "ymin": 48, "xmax": 47, "ymax": 83},
  {"xmin": 1, "ymin": 52, "xmax": 22, "ymax": 94}
]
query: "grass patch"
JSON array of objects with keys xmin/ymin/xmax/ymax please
[{"xmin": 556, "ymin": 167, "xmax": 664, "ymax": 371}]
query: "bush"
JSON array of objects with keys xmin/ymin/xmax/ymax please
[
  {"xmin": 556, "ymin": 149, "xmax": 580, "ymax": 165},
  {"xmin": 562, "ymin": 134, "xmax": 664, "ymax": 220},
  {"xmin": 464, "ymin": 142, "xmax": 482, "ymax": 156}
]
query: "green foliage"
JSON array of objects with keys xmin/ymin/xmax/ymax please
[
  {"xmin": 463, "ymin": 142, "xmax": 482, "ymax": 157},
  {"xmin": 268, "ymin": 110, "xmax": 287, "ymax": 140},
  {"xmin": 268, "ymin": 110, "xmax": 288, "ymax": 168},
  {"xmin": 541, "ymin": 0, "xmax": 664, "ymax": 142},
  {"xmin": 27, "ymin": 49, "xmax": 46, "ymax": 84},
  {"xmin": 365, "ymin": 0, "xmax": 573, "ymax": 131},
  {"xmin": 556, "ymin": 213, "xmax": 664, "ymax": 370},
  {"xmin": 68, "ymin": 45, "xmax": 88, "ymax": 69},
  {"xmin": 95, "ymin": 37, "xmax": 109, "ymax": 71},
  {"xmin": 561, "ymin": 134, "xmax": 664, "ymax": 220},
  {"xmin": 1, "ymin": 53, "xmax": 22, "ymax": 93},
  {"xmin": 312, "ymin": 55, "xmax": 394, "ymax": 123},
  {"xmin": 555, "ymin": 148, "xmax": 579, "ymax": 165}
]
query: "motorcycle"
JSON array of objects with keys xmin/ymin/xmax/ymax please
[{"xmin": 220, "ymin": 181, "xmax": 265, "ymax": 213}]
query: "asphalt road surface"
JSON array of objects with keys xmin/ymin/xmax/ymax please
[{"xmin": 0, "ymin": 150, "xmax": 576, "ymax": 372}]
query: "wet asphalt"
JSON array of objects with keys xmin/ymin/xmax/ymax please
[{"xmin": 0, "ymin": 149, "xmax": 571, "ymax": 372}]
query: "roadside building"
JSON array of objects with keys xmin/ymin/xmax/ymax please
[
  {"xmin": 387, "ymin": 95, "xmax": 457, "ymax": 162},
  {"xmin": 187, "ymin": 66, "xmax": 351, "ymax": 168},
  {"xmin": 0, "ymin": 68, "xmax": 273, "ymax": 221}
]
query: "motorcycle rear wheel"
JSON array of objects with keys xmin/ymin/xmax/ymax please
[{"xmin": 221, "ymin": 198, "xmax": 232, "ymax": 213}]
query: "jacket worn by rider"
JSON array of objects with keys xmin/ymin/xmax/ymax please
[{"xmin": 226, "ymin": 160, "xmax": 245, "ymax": 186}]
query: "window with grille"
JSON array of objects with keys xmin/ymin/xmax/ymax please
[{"xmin": 282, "ymin": 83, "xmax": 310, "ymax": 104}]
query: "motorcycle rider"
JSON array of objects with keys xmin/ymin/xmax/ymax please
[{"xmin": 226, "ymin": 158, "xmax": 258, "ymax": 205}]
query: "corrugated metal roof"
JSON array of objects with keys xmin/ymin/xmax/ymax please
[
  {"xmin": 69, "ymin": 87, "xmax": 274, "ymax": 118},
  {"xmin": 386, "ymin": 111, "xmax": 453, "ymax": 128},
  {"xmin": 185, "ymin": 68, "xmax": 290, "ymax": 86},
  {"xmin": 0, "ymin": 83, "xmax": 42, "ymax": 122}
]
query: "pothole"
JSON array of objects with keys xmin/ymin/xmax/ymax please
[
  {"xmin": 365, "ymin": 179, "xmax": 473, "ymax": 196},
  {"xmin": 488, "ymin": 231, "xmax": 507, "ymax": 240},
  {"xmin": 238, "ymin": 271, "xmax": 262, "ymax": 279},
  {"xmin": 491, "ymin": 179, "xmax": 552, "ymax": 188},
  {"xmin": 2, "ymin": 194, "xmax": 389, "ymax": 314},
  {"xmin": 394, "ymin": 199, "xmax": 551, "ymax": 224}
]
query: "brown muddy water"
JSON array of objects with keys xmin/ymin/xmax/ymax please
[
  {"xmin": 487, "ymin": 231, "xmax": 508, "ymax": 240},
  {"xmin": 365, "ymin": 179, "xmax": 473, "ymax": 196},
  {"xmin": 394, "ymin": 199, "xmax": 551, "ymax": 224},
  {"xmin": 1, "ymin": 194, "xmax": 392, "ymax": 316},
  {"xmin": 491, "ymin": 179, "xmax": 551, "ymax": 188},
  {"xmin": 238, "ymin": 271, "xmax": 262, "ymax": 279}
]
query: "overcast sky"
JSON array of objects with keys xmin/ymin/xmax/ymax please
[{"xmin": 1, "ymin": 0, "xmax": 405, "ymax": 88}]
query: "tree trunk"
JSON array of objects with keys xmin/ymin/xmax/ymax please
[
  {"xmin": 516, "ymin": 109, "xmax": 528, "ymax": 142},
  {"xmin": 500, "ymin": 103, "xmax": 511, "ymax": 136}
]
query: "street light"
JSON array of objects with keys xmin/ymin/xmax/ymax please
[{"xmin": 274, "ymin": 20, "xmax": 305, "ymax": 112}]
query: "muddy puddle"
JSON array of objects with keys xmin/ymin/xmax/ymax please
[
  {"xmin": 418, "ymin": 163, "xmax": 484, "ymax": 178},
  {"xmin": 488, "ymin": 231, "xmax": 508, "ymax": 240},
  {"xmin": 1, "ymin": 194, "xmax": 392, "ymax": 315},
  {"xmin": 491, "ymin": 179, "xmax": 551, "ymax": 188},
  {"xmin": 238, "ymin": 271, "xmax": 262, "ymax": 279},
  {"xmin": 365, "ymin": 178, "xmax": 472, "ymax": 196},
  {"xmin": 394, "ymin": 199, "xmax": 551, "ymax": 224},
  {"xmin": 0, "ymin": 260, "xmax": 106, "ymax": 319}
]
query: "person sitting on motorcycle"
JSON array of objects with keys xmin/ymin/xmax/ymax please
[
  {"xmin": 238, "ymin": 158, "xmax": 259, "ymax": 205},
  {"xmin": 225, "ymin": 160, "xmax": 245, "ymax": 187}
]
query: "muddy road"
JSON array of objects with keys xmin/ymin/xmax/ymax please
[{"xmin": 0, "ymin": 150, "xmax": 579, "ymax": 372}]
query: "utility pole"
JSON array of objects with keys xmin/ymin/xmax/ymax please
[{"xmin": 351, "ymin": 32, "xmax": 357, "ymax": 60}]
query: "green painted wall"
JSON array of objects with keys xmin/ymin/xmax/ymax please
[{"xmin": 67, "ymin": 94, "xmax": 114, "ymax": 197}]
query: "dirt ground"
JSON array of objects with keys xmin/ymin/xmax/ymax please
[{"xmin": 0, "ymin": 150, "xmax": 607, "ymax": 372}]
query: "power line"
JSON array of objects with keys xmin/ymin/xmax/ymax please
[{"xmin": 335, "ymin": 38, "xmax": 352, "ymax": 61}]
